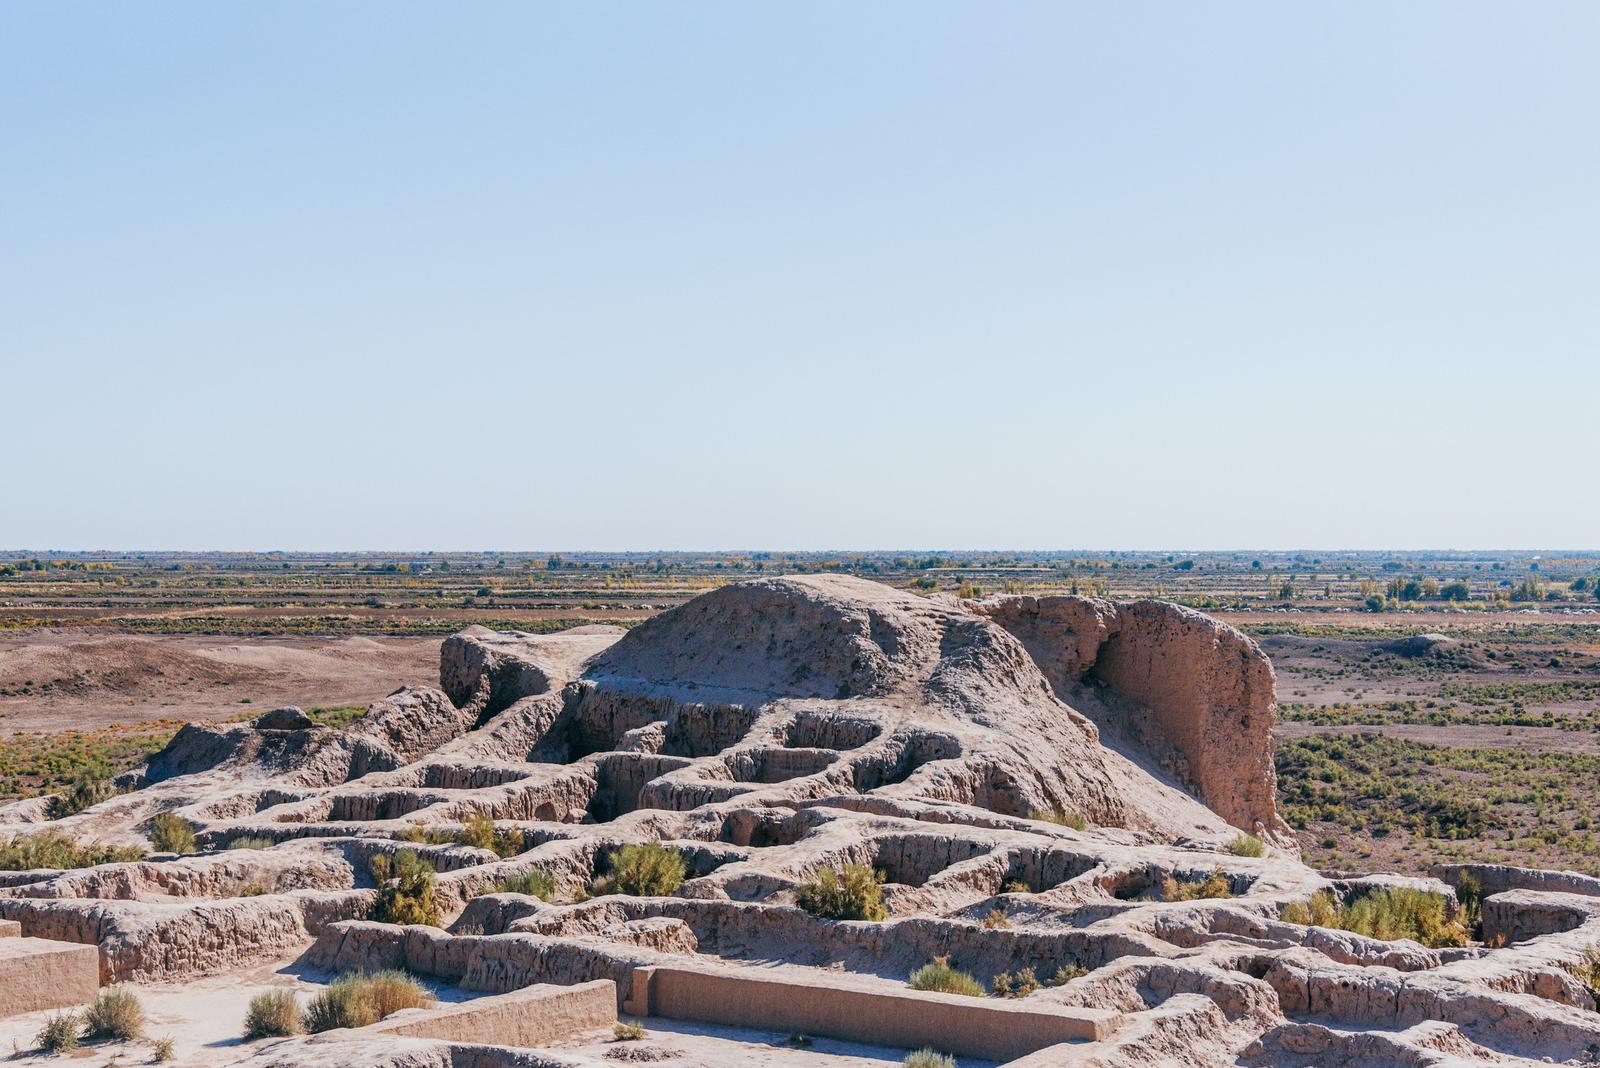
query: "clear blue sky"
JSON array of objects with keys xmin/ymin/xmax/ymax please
[{"xmin": 3, "ymin": 3, "xmax": 1596, "ymax": 551}]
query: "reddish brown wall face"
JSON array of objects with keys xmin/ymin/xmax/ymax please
[{"xmin": 972, "ymin": 595, "xmax": 1291, "ymax": 846}]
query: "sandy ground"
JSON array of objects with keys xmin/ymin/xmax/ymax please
[
  {"xmin": 0, "ymin": 631, "xmax": 440, "ymax": 732},
  {"xmin": 0, "ymin": 959, "xmax": 345, "ymax": 1065}
]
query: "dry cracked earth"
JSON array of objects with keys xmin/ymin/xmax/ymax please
[{"xmin": 1, "ymin": 575, "xmax": 1598, "ymax": 1066}]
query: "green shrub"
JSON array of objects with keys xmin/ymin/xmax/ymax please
[
  {"xmin": 84, "ymin": 986, "xmax": 144, "ymax": 1040},
  {"xmin": 491, "ymin": 869, "xmax": 557, "ymax": 900},
  {"xmin": 227, "ymin": 837, "xmax": 275, "ymax": 850},
  {"xmin": 244, "ymin": 990, "xmax": 301, "ymax": 1039},
  {"xmin": 990, "ymin": 967, "xmax": 1039, "ymax": 998},
  {"xmin": 301, "ymin": 971, "xmax": 433, "ymax": 1033},
  {"xmin": 1281, "ymin": 888, "xmax": 1469, "ymax": 948},
  {"xmin": 794, "ymin": 864, "xmax": 887, "ymax": 921},
  {"xmin": 369, "ymin": 850, "xmax": 441, "ymax": 926},
  {"xmin": 456, "ymin": 813, "xmax": 525, "ymax": 858},
  {"xmin": 908, "ymin": 957, "xmax": 985, "ymax": 997},
  {"xmin": 1161, "ymin": 868, "xmax": 1232, "ymax": 901},
  {"xmin": 903, "ymin": 1048, "xmax": 957, "ymax": 1068},
  {"xmin": 0, "ymin": 830, "xmax": 144, "ymax": 871},
  {"xmin": 35, "ymin": 1011, "xmax": 80, "ymax": 1053},
  {"xmin": 1030, "ymin": 807, "xmax": 1088, "ymax": 830},
  {"xmin": 302, "ymin": 976, "xmax": 375, "ymax": 1032},
  {"xmin": 48, "ymin": 770, "xmax": 117, "ymax": 819},
  {"xmin": 612, "ymin": 1021, "xmax": 647, "ymax": 1041},
  {"xmin": 150, "ymin": 812, "xmax": 196, "ymax": 854},
  {"xmin": 1224, "ymin": 833, "xmax": 1265, "ymax": 858},
  {"xmin": 592, "ymin": 842, "xmax": 687, "ymax": 897}
]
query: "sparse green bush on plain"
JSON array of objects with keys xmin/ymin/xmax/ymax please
[
  {"xmin": 369, "ymin": 850, "xmax": 441, "ymax": 926},
  {"xmin": 35, "ymin": 1011, "xmax": 80, "ymax": 1053},
  {"xmin": 84, "ymin": 986, "xmax": 144, "ymax": 1040},
  {"xmin": 908, "ymin": 956, "xmax": 985, "ymax": 997},
  {"xmin": 0, "ymin": 830, "xmax": 144, "ymax": 871},
  {"xmin": 490, "ymin": 869, "xmax": 557, "ymax": 900},
  {"xmin": 48, "ymin": 769, "xmax": 117, "ymax": 819},
  {"xmin": 227, "ymin": 836, "xmax": 275, "ymax": 850},
  {"xmin": 794, "ymin": 863, "xmax": 888, "ymax": 921},
  {"xmin": 1280, "ymin": 887, "xmax": 1469, "ymax": 948},
  {"xmin": 591, "ymin": 842, "xmax": 687, "ymax": 897},
  {"xmin": 244, "ymin": 990, "xmax": 301, "ymax": 1039},
  {"xmin": 1224, "ymin": 833, "xmax": 1265, "ymax": 858},
  {"xmin": 1161, "ymin": 868, "xmax": 1232, "ymax": 901},
  {"xmin": 1030, "ymin": 807, "xmax": 1088, "ymax": 830},
  {"xmin": 301, "ymin": 971, "xmax": 433, "ymax": 1033},
  {"xmin": 150, "ymin": 812, "xmax": 196, "ymax": 854}
]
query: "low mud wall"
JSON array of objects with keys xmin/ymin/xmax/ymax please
[
  {"xmin": 623, "ymin": 963, "xmax": 1122, "ymax": 1060},
  {"xmin": 369, "ymin": 979, "xmax": 615, "ymax": 1046}
]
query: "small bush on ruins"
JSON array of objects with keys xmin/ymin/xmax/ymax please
[
  {"xmin": 153, "ymin": 1035, "xmax": 176, "ymax": 1061},
  {"xmin": 244, "ymin": 989, "xmax": 302, "ymax": 1039},
  {"xmin": 990, "ymin": 967, "xmax": 1039, "ymax": 997},
  {"xmin": 612, "ymin": 1021, "xmax": 647, "ymax": 1041},
  {"xmin": 903, "ymin": 1049, "xmax": 957, "ymax": 1068},
  {"xmin": 491, "ymin": 869, "xmax": 557, "ymax": 900},
  {"xmin": 302, "ymin": 971, "xmax": 434, "ymax": 1033},
  {"xmin": 0, "ymin": 830, "xmax": 144, "ymax": 871},
  {"xmin": 35, "ymin": 1010, "xmax": 80, "ymax": 1053},
  {"xmin": 908, "ymin": 956, "xmax": 985, "ymax": 997},
  {"xmin": 369, "ymin": 849, "xmax": 442, "ymax": 926},
  {"xmin": 48, "ymin": 769, "xmax": 118, "ymax": 819},
  {"xmin": 1001, "ymin": 879, "xmax": 1030, "ymax": 894},
  {"xmin": 457, "ymin": 812, "xmax": 526, "ymax": 858},
  {"xmin": 1452, "ymin": 871, "xmax": 1484, "ymax": 939},
  {"xmin": 1029, "ymin": 807, "xmax": 1088, "ymax": 831},
  {"xmin": 794, "ymin": 863, "xmax": 888, "ymax": 921},
  {"xmin": 85, "ymin": 986, "xmax": 145, "ymax": 1041},
  {"xmin": 150, "ymin": 812, "xmax": 196, "ymax": 854},
  {"xmin": 1567, "ymin": 949, "xmax": 1600, "ymax": 1004},
  {"xmin": 227, "ymin": 836, "xmax": 275, "ymax": 850},
  {"xmin": 592, "ymin": 842, "xmax": 687, "ymax": 897},
  {"xmin": 1280, "ymin": 888, "xmax": 1470, "ymax": 948},
  {"xmin": 980, "ymin": 908, "xmax": 1012, "ymax": 930},
  {"xmin": 1049, "ymin": 963, "xmax": 1088, "ymax": 985},
  {"xmin": 1224, "ymin": 833, "xmax": 1266, "ymax": 858},
  {"xmin": 1160, "ymin": 868, "xmax": 1232, "ymax": 901}
]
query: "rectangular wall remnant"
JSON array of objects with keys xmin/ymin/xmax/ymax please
[
  {"xmin": 0, "ymin": 938, "xmax": 99, "ymax": 1016},
  {"xmin": 368, "ymin": 979, "xmax": 616, "ymax": 1047},
  {"xmin": 627, "ymin": 964, "xmax": 1121, "ymax": 1059}
]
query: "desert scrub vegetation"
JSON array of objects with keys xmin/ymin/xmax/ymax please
[
  {"xmin": 84, "ymin": 986, "xmax": 144, "ymax": 1040},
  {"xmin": 35, "ymin": 1010, "xmax": 80, "ymax": 1053},
  {"xmin": 1030, "ymin": 806, "xmax": 1089, "ymax": 830},
  {"xmin": 591, "ymin": 841, "xmax": 687, "ymax": 897},
  {"xmin": 1566, "ymin": 949, "xmax": 1600, "ymax": 1005},
  {"xmin": 302, "ymin": 971, "xmax": 434, "ymax": 1033},
  {"xmin": 227, "ymin": 836, "xmax": 275, "ymax": 850},
  {"xmin": 244, "ymin": 990, "xmax": 302, "ymax": 1039},
  {"xmin": 488, "ymin": 868, "xmax": 557, "ymax": 900},
  {"xmin": 903, "ymin": 1050, "xmax": 957, "ymax": 1068},
  {"xmin": 1161, "ymin": 868, "xmax": 1232, "ymax": 901},
  {"xmin": 992, "ymin": 964, "xmax": 1086, "ymax": 997},
  {"xmin": 152, "ymin": 1036, "xmax": 176, "ymax": 1061},
  {"xmin": 794, "ymin": 863, "xmax": 888, "ymax": 921},
  {"xmin": 369, "ymin": 849, "xmax": 441, "ymax": 926},
  {"xmin": 908, "ymin": 956, "xmax": 985, "ymax": 997},
  {"xmin": 612, "ymin": 1021, "xmax": 647, "ymax": 1041},
  {"xmin": 1225, "ymin": 833, "xmax": 1266, "ymax": 857},
  {"xmin": 149, "ymin": 811, "xmax": 196, "ymax": 853},
  {"xmin": 399, "ymin": 814, "xmax": 525, "ymax": 858},
  {"xmin": 1281, "ymin": 887, "xmax": 1470, "ymax": 947},
  {"xmin": 0, "ymin": 829, "xmax": 143, "ymax": 870},
  {"xmin": 0, "ymin": 723, "xmax": 178, "ymax": 806}
]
